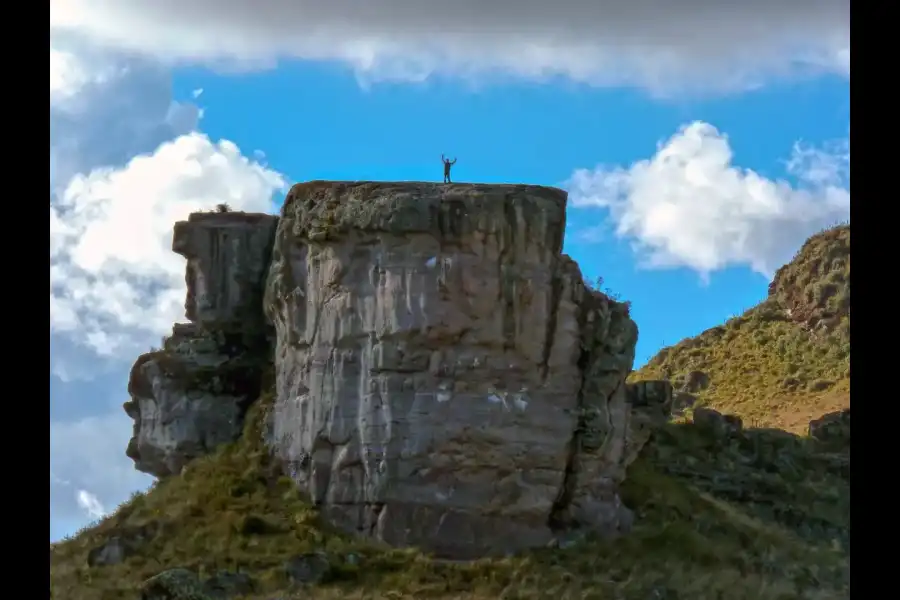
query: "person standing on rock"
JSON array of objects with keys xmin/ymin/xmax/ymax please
[{"xmin": 441, "ymin": 154, "xmax": 457, "ymax": 183}]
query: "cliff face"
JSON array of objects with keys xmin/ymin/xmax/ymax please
[
  {"xmin": 123, "ymin": 182, "xmax": 671, "ymax": 559},
  {"xmin": 125, "ymin": 212, "xmax": 278, "ymax": 477}
]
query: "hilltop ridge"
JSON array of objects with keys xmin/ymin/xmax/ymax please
[{"xmin": 632, "ymin": 224, "xmax": 850, "ymax": 432}]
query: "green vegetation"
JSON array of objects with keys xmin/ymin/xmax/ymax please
[
  {"xmin": 51, "ymin": 389, "xmax": 849, "ymax": 599},
  {"xmin": 631, "ymin": 308, "xmax": 849, "ymax": 431},
  {"xmin": 768, "ymin": 224, "xmax": 850, "ymax": 329},
  {"xmin": 632, "ymin": 225, "xmax": 850, "ymax": 432}
]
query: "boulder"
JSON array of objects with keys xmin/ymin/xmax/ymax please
[
  {"xmin": 692, "ymin": 407, "xmax": 743, "ymax": 437},
  {"xmin": 808, "ymin": 408, "xmax": 850, "ymax": 446}
]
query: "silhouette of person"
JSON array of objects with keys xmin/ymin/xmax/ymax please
[{"xmin": 441, "ymin": 154, "xmax": 457, "ymax": 183}]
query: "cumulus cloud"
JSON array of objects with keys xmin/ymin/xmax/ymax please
[
  {"xmin": 77, "ymin": 490, "xmax": 106, "ymax": 519},
  {"xmin": 50, "ymin": 0, "xmax": 849, "ymax": 94},
  {"xmin": 50, "ymin": 42, "xmax": 200, "ymax": 192},
  {"xmin": 567, "ymin": 122, "xmax": 850, "ymax": 278},
  {"xmin": 50, "ymin": 133, "xmax": 286, "ymax": 358},
  {"xmin": 50, "ymin": 32, "xmax": 286, "ymax": 363}
]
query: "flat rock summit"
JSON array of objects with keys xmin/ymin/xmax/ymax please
[{"xmin": 125, "ymin": 181, "xmax": 674, "ymax": 559}]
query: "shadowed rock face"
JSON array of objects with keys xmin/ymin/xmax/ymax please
[
  {"xmin": 262, "ymin": 182, "xmax": 665, "ymax": 558},
  {"xmin": 808, "ymin": 408, "xmax": 850, "ymax": 447},
  {"xmin": 124, "ymin": 212, "xmax": 278, "ymax": 477}
]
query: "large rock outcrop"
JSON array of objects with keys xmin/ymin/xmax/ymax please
[
  {"xmin": 122, "ymin": 182, "xmax": 672, "ymax": 559},
  {"xmin": 263, "ymin": 182, "xmax": 668, "ymax": 558},
  {"xmin": 125, "ymin": 212, "xmax": 278, "ymax": 477}
]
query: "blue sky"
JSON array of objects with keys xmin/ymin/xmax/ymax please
[
  {"xmin": 50, "ymin": 1, "xmax": 850, "ymax": 542},
  {"xmin": 178, "ymin": 66, "xmax": 848, "ymax": 366}
]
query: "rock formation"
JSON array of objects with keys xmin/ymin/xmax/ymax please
[
  {"xmin": 808, "ymin": 408, "xmax": 850, "ymax": 446},
  {"xmin": 125, "ymin": 212, "xmax": 277, "ymax": 477},
  {"xmin": 768, "ymin": 224, "xmax": 850, "ymax": 332},
  {"xmin": 123, "ymin": 182, "xmax": 672, "ymax": 559}
]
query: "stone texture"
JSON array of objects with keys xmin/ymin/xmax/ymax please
[
  {"xmin": 125, "ymin": 323, "xmax": 267, "ymax": 477},
  {"xmin": 262, "ymin": 181, "xmax": 658, "ymax": 558},
  {"xmin": 86, "ymin": 537, "xmax": 130, "ymax": 567},
  {"xmin": 124, "ymin": 212, "xmax": 277, "ymax": 478},
  {"xmin": 692, "ymin": 407, "xmax": 744, "ymax": 437},
  {"xmin": 768, "ymin": 224, "xmax": 850, "ymax": 332},
  {"xmin": 119, "ymin": 184, "xmax": 669, "ymax": 558},
  {"xmin": 808, "ymin": 408, "xmax": 850, "ymax": 446},
  {"xmin": 624, "ymin": 380, "xmax": 675, "ymax": 466},
  {"xmin": 173, "ymin": 212, "xmax": 279, "ymax": 327},
  {"xmin": 675, "ymin": 370, "xmax": 710, "ymax": 393},
  {"xmin": 671, "ymin": 391, "xmax": 697, "ymax": 416},
  {"xmin": 202, "ymin": 571, "xmax": 255, "ymax": 599}
]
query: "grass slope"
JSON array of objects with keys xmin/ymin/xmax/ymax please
[
  {"xmin": 631, "ymin": 225, "xmax": 850, "ymax": 432},
  {"xmin": 51, "ymin": 388, "xmax": 850, "ymax": 600},
  {"xmin": 50, "ymin": 226, "xmax": 851, "ymax": 599}
]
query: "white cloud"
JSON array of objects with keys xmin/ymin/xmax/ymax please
[
  {"xmin": 50, "ymin": 48, "xmax": 87, "ymax": 102},
  {"xmin": 50, "ymin": 0, "xmax": 849, "ymax": 94},
  {"xmin": 786, "ymin": 137, "xmax": 850, "ymax": 189},
  {"xmin": 567, "ymin": 122, "xmax": 850, "ymax": 278},
  {"xmin": 49, "ymin": 42, "xmax": 130, "ymax": 115},
  {"xmin": 50, "ymin": 132, "xmax": 286, "ymax": 358},
  {"xmin": 77, "ymin": 490, "xmax": 106, "ymax": 519},
  {"xmin": 49, "ymin": 29, "xmax": 279, "ymax": 365}
]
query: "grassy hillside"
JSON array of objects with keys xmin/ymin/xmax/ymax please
[
  {"xmin": 50, "ymin": 225, "xmax": 850, "ymax": 599},
  {"xmin": 50, "ymin": 386, "xmax": 849, "ymax": 600},
  {"xmin": 631, "ymin": 225, "xmax": 850, "ymax": 432}
]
